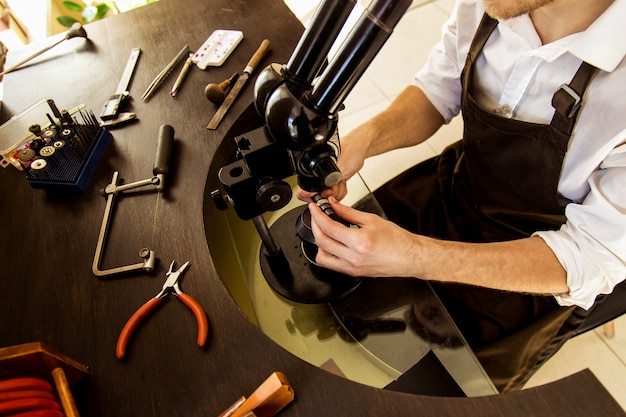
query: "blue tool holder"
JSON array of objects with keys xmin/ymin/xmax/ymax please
[{"xmin": 25, "ymin": 109, "xmax": 112, "ymax": 192}]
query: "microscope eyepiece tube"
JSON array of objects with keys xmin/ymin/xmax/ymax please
[
  {"xmin": 286, "ymin": 0, "xmax": 357, "ymax": 85},
  {"xmin": 310, "ymin": 0, "xmax": 412, "ymax": 114},
  {"xmin": 365, "ymin": 0, "xmax": 412, "ymax": 31}
]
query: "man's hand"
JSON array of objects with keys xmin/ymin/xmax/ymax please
[
  {"xmin": 309, "ymin": 196, "xmax": 421, "ymax": 277},
  {"xmin": 308, "ymin": 197, "xmax": 569, "ymax": 295}
]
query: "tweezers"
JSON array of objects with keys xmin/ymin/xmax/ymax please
[{"xmin": 141, "ymin": 45, "xmax": 190, "ymax": 102}]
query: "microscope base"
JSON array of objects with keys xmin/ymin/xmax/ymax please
[{"xmin": 260, "ymin": 206, "xmax": 361, "ymax": 304}]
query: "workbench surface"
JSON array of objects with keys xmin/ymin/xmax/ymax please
[{"xmin": 0, "ymin": 0, "xmax": 624, "ymax": 415}]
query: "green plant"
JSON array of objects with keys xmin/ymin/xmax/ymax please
[{"xmin": 57, "ymin": 1, "xmax": 110, "ymax": 27}]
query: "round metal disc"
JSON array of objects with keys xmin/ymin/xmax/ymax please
[
  {"xmin": 39, "ymin": 146, "xmax": 56, "ymax": 157},
  {"xmin": 43, "ymin": 128, "xmax": 57, "ymax": 139},
  {"xmin": 18, "ymin": 148, "xmax": 36, "ymax": 162},
  {"xmin": 31, "ymin": 159, "xmax": 47, "ymax": 170}
]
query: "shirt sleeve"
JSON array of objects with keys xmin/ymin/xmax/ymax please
[
  {"xmin": 535, "ymin": 137, "xmax": 626, "ymax": 309},
  {"xmin": 412, "ymin": 0, "xmax": 484, "ymax": 123}
]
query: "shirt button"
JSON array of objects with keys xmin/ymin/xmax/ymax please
[{"xmin": 495, "ymin": 104, "xmax": 512, "ymax": 117}]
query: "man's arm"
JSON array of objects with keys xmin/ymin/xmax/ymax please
[
  {"xmin": 309, "ymin": 197, "xmax": 570, "ymax": 296},
  {"xmin": 342, "ymin": 84, "xmax": 445, "ymax": 163}
]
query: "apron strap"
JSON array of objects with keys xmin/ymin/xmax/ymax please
[
  {"xmin": 550, "ymin": 61, "xmax": 598, "ymax": 135},
  {"xmin": 469, "ymin": 13, "xmax": 598, "ymax": 138},
  {"xmin": 466, "ymin": 14, "xmax": 499, "ymax": 66}
]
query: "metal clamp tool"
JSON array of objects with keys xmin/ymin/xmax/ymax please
[{"xmin": 92, "ymin": 124, "xmax": 175, "ymax": 278}]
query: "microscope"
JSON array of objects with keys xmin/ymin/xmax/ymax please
[{"xmin": 212, "ymin": 0, "xmax": 412, "ymax": 303}]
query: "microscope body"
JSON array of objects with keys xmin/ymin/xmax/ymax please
[
  {"xmin": 217, "ymin": 0, "xmax": 411, "ymax": 218},
  {"xmin": 213, "ymin": 0, "xmax": 412, "ymax": 302}
]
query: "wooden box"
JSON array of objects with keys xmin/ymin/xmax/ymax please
[{"xmin": 0, "ymin": 342, "xmax": 89, "ymax": 416}]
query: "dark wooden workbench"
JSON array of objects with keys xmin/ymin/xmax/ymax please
[{"xmin": 0, "ymin": 0, "xmax": 624, "ymax": 415}]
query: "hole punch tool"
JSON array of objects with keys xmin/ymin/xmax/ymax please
[
  {"xmin": 115, "ymin": 260, "xmax": 209, "ymax": 359},
  {"xmin": 92, "ymin": 124, "xmax": 175, "ymax": 278},
  {"xmin": 205, "ymin": 73, "xmax": 239, "ymax": 104}
]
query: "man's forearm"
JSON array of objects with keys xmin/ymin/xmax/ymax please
[
  {"xmin": 311, "ymin": 198, "xmax": 569, "ymax": 296},
  {"xmin": 346, "ymin": 85, "xmax": 445, "ymax": 158},
  {"xmin": 415, "ymin": 235, "xmax": 570, "ymax": 295}
]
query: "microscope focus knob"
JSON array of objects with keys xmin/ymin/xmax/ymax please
[
  {"xmin": 312, "ymin": 157, "xmax": 342, "ymax": 188},
  {"xmin": 256, "ymin": 180, "xmax": 293, "ymax": 212},
  {"xmin": 297, "ymin": 143, "xmax": 342, "ymax": 192}
]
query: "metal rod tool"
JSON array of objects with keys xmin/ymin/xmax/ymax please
[
  {"xmin": 0, "ymin": 23, "xmax": 88, "ymax": 76},
  {"xmin": 92, "ymin": 125, "xmax": 175, "ymax": 278}
]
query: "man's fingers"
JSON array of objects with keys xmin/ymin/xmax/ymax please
[
  {"xmin": 296, "ymin": 180, "xmax": 348, "ymax": 203},
  {"xmin": 308, "ymin": 202, "xmax": 346, "ymax": 243},
  {"xmin": 309, "ymin": 213, "xmax": 354, "ymax": 275},
  {"xmin": 326, "ymin": 197, "xmax": 373, "ymax": 228}
]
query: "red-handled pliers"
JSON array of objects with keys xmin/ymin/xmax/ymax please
[{"xmin": 116, "ymin": 260, "xmax": 209, "ymax": 359}]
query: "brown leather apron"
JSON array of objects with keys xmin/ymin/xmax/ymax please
[{"xmin": 373, "ymin": 14, "xmax": 597, "ymax": 391}]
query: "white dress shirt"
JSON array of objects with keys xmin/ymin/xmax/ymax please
[{"xmin": 413, "ymin": 0, "xmax": 626, "ymax": 309}]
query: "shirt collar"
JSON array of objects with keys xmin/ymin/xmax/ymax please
[
  {"xmin": 568, "ymin": 0, "xmax": 626, "ymax": 72},
  {"xmin": 499, "ymin": 0, "xmax": 625, "ymax": 72}
]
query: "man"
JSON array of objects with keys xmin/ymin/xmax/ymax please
[
  {"xmin": 0, "ymin": 40, "xmax": 6, "ymax": 81},
  {"xmin": 304, "ymin": 0, "xmax": 626, "ymax": 391}
]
